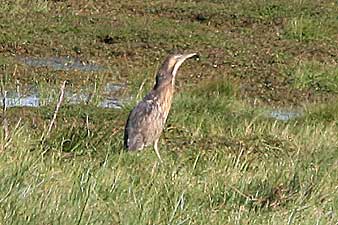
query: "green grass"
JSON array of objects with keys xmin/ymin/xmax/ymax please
[
  {"xmin": 1, "ymin": 0, "xmax": 338, "ymax": 224},
  {"xmin": 1, "ymin": 100, "xmax": 338, "ymax": 224},
  {"xmin": 288, "ymin": 60, "xmax": 338, "ymax": 93},
  {"xmin": 284, "ymin": 15, "xmax": 338, "ymax": 42},
  {"xmin": 1, "ymin": 79, "xmax": 337, "ymax": 224}
]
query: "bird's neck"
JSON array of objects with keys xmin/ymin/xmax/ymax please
[{"xmin": 153, "ymin": 83, "xmax": 174, "ymax": 106}]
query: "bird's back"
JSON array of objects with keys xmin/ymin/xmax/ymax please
[{"xmin": 124, "ymin": 91, "xmax": 169, "ymax": 150}]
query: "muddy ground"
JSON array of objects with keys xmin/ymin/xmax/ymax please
[{"xmin": 1, "ymin": 0, "xmax": 338, "ymax": 108}]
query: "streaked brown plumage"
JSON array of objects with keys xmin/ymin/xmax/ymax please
[{"xmin": 124, "ymin": 53, "xmax": 196, "ymax": 161}]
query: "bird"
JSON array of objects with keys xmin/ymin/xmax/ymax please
[{"xmin": 124, "ymin": 53, "xmax": 197, "ymax": 161}]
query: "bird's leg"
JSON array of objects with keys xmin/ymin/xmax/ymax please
[{"xmin": 154, "ymin": 139, "xmax": 163, "ymax": 163}]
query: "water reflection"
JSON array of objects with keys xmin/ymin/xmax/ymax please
[
  {"xmin": 4, "ymin": 92, "xmax": 40, "ymax": 107},
  {"xmin": 268, "ymin": 110, "xmax": 302, "ymax": 121},
  {"xmin": 1, "ymin": 83, "xmax": 124, "ymax": 109}
]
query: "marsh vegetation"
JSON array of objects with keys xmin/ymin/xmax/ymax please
[{"xmin": 0, "ymin": 0, "xmax": 338, "ymax": 224}]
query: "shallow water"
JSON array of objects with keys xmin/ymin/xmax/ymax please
[
  {"xmin": 1, "ymin": 83, "xmax": 124, "ymax": 109},
  {"xmin": 18, "ymin": 56, "xmax": 107, "ymax": 72},
  {"xmin": 4, "ymin": 92, "xmax": 40, "ymax": 107},
  {"xmin": 268, "ymin": 110, "xmax": 302, "ymax": 121},
  {"xmin": 4, "ymin": 56, "xmax": 124, "ymax": 109}
]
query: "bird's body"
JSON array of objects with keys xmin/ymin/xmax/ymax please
[
  {"xmin": 124, "ymin": 53, "xmax": 196, "ymax": 161},
  {"xmin": 124, "ymin": 86, "xmax": 173, "ymax": 150}
]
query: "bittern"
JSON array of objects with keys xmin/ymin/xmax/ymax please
[{"xmin": 124, "ymin": 53, "xmax": 197, "ymax": 161}]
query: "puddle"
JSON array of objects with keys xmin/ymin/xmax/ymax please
[
  {"xmin": 100, "ymin": 98, "xmax": 123, "ymax": 108},
  {"xmin": 267, "ymin": 110, "xmax": 302, "ymax": 121},
  {"xmin": 17, "ymin": 56, "xmax": 107, "ymax": 72},
  {"xmin": 1, "ymin": 83, "xmax": 125, "ymax": 109},
  {"xmin": 4, "ymin": 92, "xmax": 40, "ymax": 107},
  {"xmin": 6, "ymin": 56, "xmax": 125, "ymax": 108}
]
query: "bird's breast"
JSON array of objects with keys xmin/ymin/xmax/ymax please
[{"xmin": 158, "ymin": 88, "xmax": 174, "ymax": 116}]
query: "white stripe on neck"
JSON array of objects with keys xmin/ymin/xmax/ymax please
[{"xmin": 171, "ymin": 60, "xmax": 184, "ymax": 86}]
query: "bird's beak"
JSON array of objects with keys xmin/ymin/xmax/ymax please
[
  {"xmin": 179, "ymin": 53, "xmax": 197, "ymax": 61},
  {"xmin": 171, "ymin": 52, "xmax": 198, "ymax": 78}
]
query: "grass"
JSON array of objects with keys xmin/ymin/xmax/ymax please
[
  {"xmin": 1, "ymin": 102, "xmax": 337, "ymax": 224},
  {"xmin": 289, "ymin": 60, "xmax": 338, "ymax": 93},
  {"xmin": 1, "ymin": 0, "xmax": 338, "ymax": 224},
  {"xmin": 284, "ymin": 15, "xmax": 338, "ymax": 42}
]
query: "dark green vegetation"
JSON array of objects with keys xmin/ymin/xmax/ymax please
[{"xmin": 1, "ymin": 0, "xmax": 338, "ymax": 224}]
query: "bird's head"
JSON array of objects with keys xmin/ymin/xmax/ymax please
[{"xmin": 155, "ymin": 53, "xmax": 197, "ymax": 88}]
